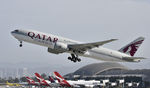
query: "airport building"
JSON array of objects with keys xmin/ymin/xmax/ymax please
[{"xmin": 65, "ymin": 62, "xmax": 150, "ymax": 88}]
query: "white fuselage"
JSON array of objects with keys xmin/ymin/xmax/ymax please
[
  {"xmin": 11, "ymin": 29, "xmax": 131, "ymax": 62},
  {"xmin": 67, "ymin": 80, "xmax": 100, "ymax": 87}
]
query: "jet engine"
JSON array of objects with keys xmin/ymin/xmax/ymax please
[{"xmin": 48, "ymin": 42, "xmax": 68, "ymax": 54}]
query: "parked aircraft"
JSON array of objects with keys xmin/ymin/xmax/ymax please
[
  {"xmin": 53, "ymin": 71, "xmax": 72, "ymax": 87},
  {"xmin": 54, "ymin": 71, "xmax": 100, "ymax": 87},
  {"xmin": 11, "ymin": 29, "xmax": 145, "ymax": 62},
  {"xmin": 48, "ymin": 76, "xmax": 56, "ymax": 83},
  {"xmin": 6, "ymin": 81, "xmax": 22, "ymax": 87},
  {"xmin": 26, "ymin": 77, "xmax": 39, "ymax": 86},
  {"xmin": 35, "ymin": 73, "xmax": 60, "ymax": 87}
]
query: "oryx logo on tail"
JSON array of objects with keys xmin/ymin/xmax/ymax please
[{"xmin": 119, "ymin": 37, "xmax": 145, "ymax": 56}]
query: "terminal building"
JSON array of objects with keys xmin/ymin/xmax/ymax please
[{"xmin": 64, "ymin": 62, "xmax": 150, "ymax": 88}]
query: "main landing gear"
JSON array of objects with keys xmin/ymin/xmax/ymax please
[
  {"xmin": 68, "ymin": 54, "xmax": 81, "ymax": 63},
  {"xmin": 19, "ymin": 41, "xmax": 23, "ymax": 47}
]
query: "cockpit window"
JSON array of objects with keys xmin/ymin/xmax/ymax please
[{"xmin": 14, "ymin": 30, "xmax": 19, "ymax": 32}]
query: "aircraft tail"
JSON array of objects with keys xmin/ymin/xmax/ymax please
[
  {"xmin": 49, "ymin": 76, "xmax": 55, "ymax": 83},
  {"xmin": 26, "ymin": 77, "xmax": 37, "ymax": 85},
  {"xmin": 35, "ymin": 73, "xmax": 49, "ymax": 86},
  {"xmin": 6, "ymin": 81, "xmax": 14, "ymax": 86},
  {"xmin": 119, "ymin": 37, "xmax": 145, "ymax": 56},
  {"xmin": 53, "ymin": 71, "xmax": 71, "ymax": 87}
]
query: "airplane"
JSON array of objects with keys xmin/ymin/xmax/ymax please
[
  {"xmin": 53, "ymin": 71, "xmax": 100, "ymax": 87},
  {"xmin": 6, "ymin": 81, "xmax": 22, "ymax": 87},
  {"xmin": 11, "ymin": 29, "xmax": 145, "ymax": 62},
  {"xmin": 35, "ymin": 73, "xmax": 60, "ymax": 87},
  {"xmin": 35, "ymin": 73, "xmax": 50, "ymax": 86},
  {"xmin": 48, "ymin": 76, "xmax": 56, "ymax": 83},
  {"xmin": 26, "ymin": 77, "xmax": 39, "ymax": 86},
  {"xmin": 0, "ymin": 81, "xmax": 25, "ymax": 88},
  {"xmin": 53, "ymin": 71, "xmax": 72, "ymax": 87}
]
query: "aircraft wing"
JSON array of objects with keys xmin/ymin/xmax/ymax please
[{"xmin": 68, "ymin": 39, "xmax": 117, "ymax": 52}]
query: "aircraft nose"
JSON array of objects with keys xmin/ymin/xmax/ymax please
[
  {"xmin": 11, "ymin": 30, "xmax": 16, "ymax": 36},
  {"xmin": 11, "ymin": 30, "xmax": 19, "ymax": 36}
]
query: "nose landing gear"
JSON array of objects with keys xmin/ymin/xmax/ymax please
[
  {"xmin": 68, "ymin": 54, "xmax": 81, "ymax": 63},
  {"xmin": 19, "ymin": 41, "xmax": 22, "ymax": 47}
]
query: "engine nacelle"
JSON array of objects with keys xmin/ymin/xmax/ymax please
[{"xmin": 47, "ymin": 42, "xmax": 68, "ymax": 54}]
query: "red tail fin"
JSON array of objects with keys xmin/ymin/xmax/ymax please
[
  {"xmin": 49, "ymin": 76, "xmax": 55, "ymax": 83},
  {"xmin": 35, "ymin": 73, "xmax": 50, "ymax": 86},
  {"xmin": 119, "ymin": 37, "xmax": 145, "ymax": 56},
  {"xmin": 54, "ymin": 71, "xmax": 71, "ymax": 87},
  {"xmin": 26, "ymin": 77, "xmax": 37, "ymax": 85}
]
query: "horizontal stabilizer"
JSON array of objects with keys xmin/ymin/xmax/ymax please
[{"xmin": 122, "ymin": 57, "xmax": 146, "ymax": 62}]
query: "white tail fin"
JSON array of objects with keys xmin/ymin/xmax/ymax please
[{"xmin": 119, "ymin": 37, "xmax": 145, "ymax": 56}]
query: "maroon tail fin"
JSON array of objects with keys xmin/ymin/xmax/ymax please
[{"xmin": 119, "ymin": 37, "xmax": 145, "ymax": 56}]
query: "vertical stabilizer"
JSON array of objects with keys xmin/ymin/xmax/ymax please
[
  {"xmin": 49, "ymin": 76, "xmax": 55, "ymax": 83},
  {"xmin": 35, "ymin": 73, "xmax": 50, "ymax": 86},
  {"xmin": 119, "ymin": 37, "xmax": 145, "ymax": 56},
  {"xmin": 26, "ymin": 77, "xmax": 37, "ymax": 85},
  {"xmin": 54, "ymin": 71, "xmax": 71, "ymax": 87}
]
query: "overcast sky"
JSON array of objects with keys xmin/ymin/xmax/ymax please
[{"xmin": 0, "ymin": 0, "xmax": 150, "ymax": 74}]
